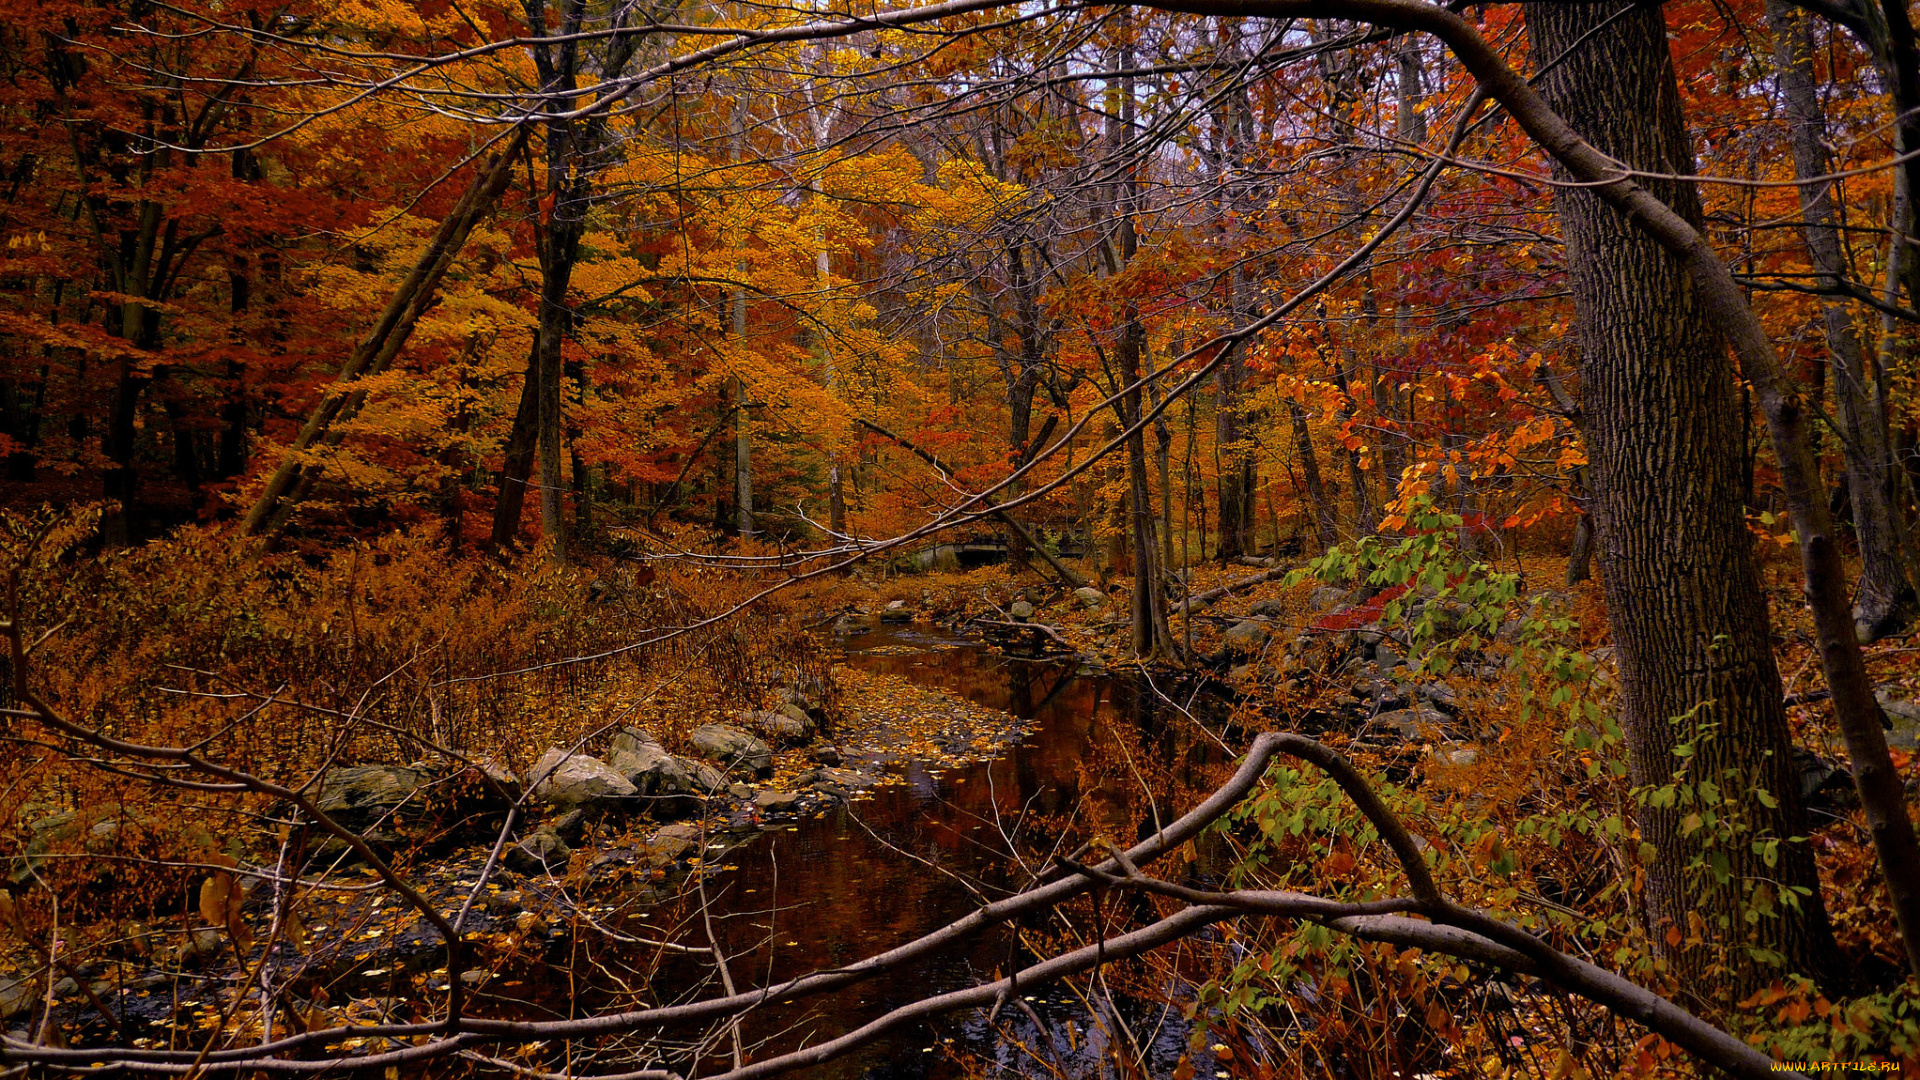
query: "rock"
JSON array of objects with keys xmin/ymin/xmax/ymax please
[
  {"xmin": 690, "ymin": 725, "xmax": 774, "ymax": 778},
  {"xmin": 879, "ymin": 608, "xmax": 913, "ymax": 624},
  {"xmin": 1418, "ymin": 681, "xmax": 1460, "ymax": 711},
  {"xmin": 778, "ymin": 685, "xmax": 823, "ymax": 716},
  {"xmin": 1223, "ymin": 619, "xmax": 1271, "ymax": 654},
  {"xmin": 525, "ymin": 749, "xmax": 637, "ymax": 811},
  {"xmin": 686, "ymin": 760, "xmax": 729, "ymax": 794},
  {"xmin": 887, "ymin": 599, "xmax": 907, "ymax": 609},
  {"xmin": 1074, "ymin": 587, "xmax": 1108, "ymax": 609},
  {"xmin": 1373, "ymin": 644, "xmax": 1407, "ymax": 670},
  {"xmin": 810, "ymin": 743, "xmax": 844, "ymax": 766},
  {"xmin": 1249, "ymin": 598, "xmax": 1288, "ymax": 617},
  {"xmin": 1009, "ymin": 601, "xmax": 1036, "ymax": 621},
  {"xmin": 651, "ymin": 823, "xmax": 701, "ymax": 860},
  {"xmin": 729, "ymin": 783, "xmax": 753, "ymax": 799},
  {"xmin": 178, "ymin": 929, "xmax": 226, "ymax": 968},
  {"xmin": 548, "ymin": 809, "xmax": 591, "ymax": 845},
  {"xmin": 753, "ymin": 789, "xmax": 804, "ymax": 813},
  {"xmin": 1308, "ymin": 585, "xmax": 1349, "ymax": 611},
  {"xmin": 1793, "ymin": 746, "xmax": 1855, "ymax": 807},
  {"xmin": 0, "ymin": 978, "xmax": 35, "ymax": 1021},
  {"xmin": 505, "ymin": 829, "xmax": 571, "ymax": 875},
  {"xmin": 1432, "ymin": 746, "xmax": 1479, "ymax": 767},
  {"xmin": 313, "ymin": 765, "xmax": 435, "ymax": 832},
  {"xmin": 1877, "ymin": 687, "xmax": 1920, "ymax": 751},
  {"xmin": 805, "ymin": 768, "xmax": 875, "ymax": 794},
  {"xmin": 1375, "ymin": 706, "xmax": 1451, "ymax": 742},
  {"xmin": 607, "ymin": 728, "xmax": 697, "ymax": 810},
  {"xmin": 738, "ymin": 709, "xmax": 810, "ymax": 747}
]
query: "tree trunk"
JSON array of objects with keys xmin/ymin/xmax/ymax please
[
  {"xmin": 490, "ymin": 340, "xmax": 541, "ymax": 549},
  {"xmin": 1291, "ymin": 400, "xmax": 1339, "ymax": 551},
  {"xmin": 241, "ymin": 128, "xmax": 528, "ymax": 538},
  {"xmin": 1769, "ymin": 0, "xmax": 1915, "ymax": 641},
  {"xmin": 1527, "ymin": 1, "xmax": 1841, "ymax": 992}
]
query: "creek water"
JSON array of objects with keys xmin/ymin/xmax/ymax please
[{"xmin": 653, "ymin": 622, "xmax": 1234, "ymax": 1078}]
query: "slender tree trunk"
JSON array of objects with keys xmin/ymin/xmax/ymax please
[
  {"xmin": 490, "ymin": 340, "xmax": 541, "ymax": 549},
  {"xmin": 241, "ymin": 128, "xmax": 527, "ymax": 538},
  {"xmin": 1291, "ymin": 400, "xmax": 1339, "ymax": 551},
  {"xmin": 1770, "ymin": 0, "xmax": 1915, "ymax": 641},
  {"xmin": 1527, "ymin": 1, "xmax": 1841, "ymax": 992}
]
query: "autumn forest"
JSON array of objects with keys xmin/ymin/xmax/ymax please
[{"xmin": 1, "ymin": 0, "xmax": 1918, "ymax": 1075}]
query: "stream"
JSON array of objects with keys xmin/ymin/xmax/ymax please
[{"xmin": 652, "ymin": 622, "xmax": 1236, "ymax": 1078}]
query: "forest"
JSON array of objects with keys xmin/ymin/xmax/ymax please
[{"xmin": 0, "ymin": 0, "xmax": 1917, "ymax": 1074}]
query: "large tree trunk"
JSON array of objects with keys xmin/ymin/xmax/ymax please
[
  {"xmin": 1527, "ymin": 1, "xmax": 1841, "ymax": 992},
  {"xmin": 1769, "ymin": 0, "xmax": 1915, "ymax": 641}
]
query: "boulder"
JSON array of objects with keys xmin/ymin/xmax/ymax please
[
  {"xmin": 689, "ymin": 725, "xmax": 774, "ymax": 779},
  {"xmin": 525, "ymin": 749, "xmax": 636, "ymax": 810},
  {"xmin": 313, "ymin": 765, "xmax": 435, "ymax": 832},
  {"xmin": 686, "ymin": 760, "xmax": 729, "ymax": 794},
  {"xmin": 1074, "ymin": 587, "xmax": 1108, "ymax": 610},
  {"xmin": 1308, "ymin": 585, "xmax": 1349, "ymax": 611},
  {"xmin": 1009, "ymin": 600, "xmax": 1036, "ymax": 621},
  {"xmin": 505, "ymin": 829, "xmax": 571, "ymax": 875},
  {"xmin": 1223, "ymin": 619, "xmax": 1271, "ymax": 654},
  {"xmin": 737, "ymin": 709, "xmax": 811, "ymax": 746},
  {"xmin": 1877, "ymin": 687, "xmax": 1920, "ymax": 751},
  {"xmin": 1249, "ymin": 598, "xmax": 1289, "ymax": 618},
  {"xmin": 809, "ymin": 743, "xmax": 844, "ymax": 766},
  {"xmin": 606, "ymin": 728, "xmax": 698, "ymax": 810}
]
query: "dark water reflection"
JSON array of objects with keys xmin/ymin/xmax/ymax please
[{"xmin": 659, "ymin": 625, "xmax": 1233, "ymax": 1079}]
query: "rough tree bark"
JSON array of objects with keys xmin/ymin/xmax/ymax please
[{"xmin": 1525, "ymin": 1, "xmax": 1842, "ymax": 990}]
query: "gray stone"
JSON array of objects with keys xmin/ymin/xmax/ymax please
[
  {"xmin": 1308, "ymin": 585, "xmax": 1349, "ymax": 610},
  {"xmin": 1074, "ymin": 587, "xmax": 1107, "ymax": 609},
  {"xmin": 651, "ymin": 823, "xmax": 701, "ymax": 860},
  {"xmin": 1223, "ymin": 619, "xmax": 1270, "ymax": 654},
  {"xmin": 806, "ymin": 767, "xmax": 875, "ymax": 794},
  {"xmin": 690, "ymin": 725, "xmax": 774, "ymax": 778},
  {"xmin": 686, "ymin": 760, "xmax": 729, "ymax": 794},
  {"xmin": 809, "ymin": 743, "xmax": 843, "ymax": 766},
  {"xmin": 505, "ymin": 829, "xmax": 571, "ymax": 875},
  {"xmin": 1009, "ymin": 601, "xmax": 1036, "ymax": 621},
  {"xmin": 0, "ymin": 978, "xmax": 35, "ymax": 1021},
  {"xmin": 1432, "ymin": 746, "xmax": 1479, "ymax": 767},
  {"xmin": 525, "ymin": 749, "xmax": 637, "ymax": 810},
  {"xmin": 1878, "ymin": 688, "xmax": 1920, "ymax": 751},
  {"xmin": 313, "ymin": 765, "xmax": 435, "ymax": 832},
  {"xmin": 1418, "ymin": 681, "xmax": 1460, "ymax": 711},
  {"xmin": 738, "ymin": 709, "xmax": 810, "ymax": 747},
  {"xmin": 753, "ymin": 789, "xmax": 804, "ymax": 813},
  {"xmin": 1249, "ymin": 598, "xmax": 1289, "ymax": 617},
  {"xmin": 1376, "ymin": 706, "xmax": 1451, "ymax": 742},
  {"xmin": 1373, "ymin": 644, "xmax": 1407, "ymax": 670},
  {"xmin": 607, "ymin": 728, "xmax": 696, "ymax": 803}
]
